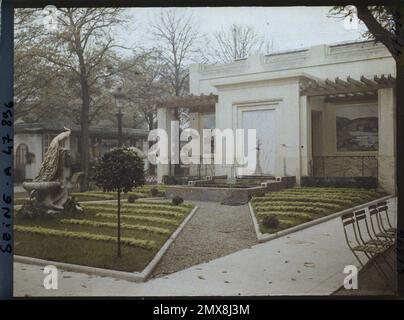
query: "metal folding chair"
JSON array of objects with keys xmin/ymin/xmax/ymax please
[
  {"xmin": 368, "ymin": 203, "xmax": 396, "ymax": 242},
  {"xmin": 354, "ymin": 209, "xmax": 394, "ymax": 272},
  {"xmin": 341, "ymin": 212, "xmax": 392, "ymax": 287},
  {"xmin": 377, "ymin": 202, "xmax": 396, "ymax": 235},
  {"xmin": 353, "ymin": 209, "xmax": 393, "ymax": 248}
]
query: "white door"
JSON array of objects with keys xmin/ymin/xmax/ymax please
[{"xmin": 242, "ymin": 109, "xmax": 277, "ymax": 175}]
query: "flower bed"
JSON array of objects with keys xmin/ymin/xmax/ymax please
[
  {"xmin": 14, "ymin": 200, "xmax": 193, "ymax": 272},
  {"xmin": 251, "ymin": 187, "xmax": 387, "ymax": 234}
]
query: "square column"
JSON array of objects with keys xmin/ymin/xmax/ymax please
[
  {"xmin": 300, "ymin": 95, "xmax": 312, "ymax": 178},
  {"xmin": 156, "ymin": 107, "xmax": 175, "ymax": 183},
  {"xmin": 378, "ymin": 88, "xmax": 396, "ymax": 194}
]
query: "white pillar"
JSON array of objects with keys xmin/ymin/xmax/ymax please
[
  {"xmin": 378, "ymin": 88, "xmax": 396, "ymax": 194},
  {"xmin": 188, "ymin": 112, "xmax": 200, "ymax": 176},
  {"xmin": 156, "ymin": 107, "xmax": 174, "ymax": 183},
  {"xmin": 300, "ymin": 95, "xmax": 312, "ymax": 178}
]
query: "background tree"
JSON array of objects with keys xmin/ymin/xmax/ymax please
[
  {"xmin": 118, "ymin": 50, "xmax": 170, "ymax": 131},
  {"xmin": 33, "ymin": 8, "xmax": 126, "ymax": 191},
  {"xmin": 149, "ymin": 9, "xmax": 200, "ymax": 99},
  {"xmin": 330, "ymin": 4, "xmax": 404, "ymax": 292},
  {"xmin": 205, "ymin": 24, "xmax": 271, "ymax": 64},
  {"xmin": 148, "ymin": 9, "xmax": 201, "ymax": 174},
  {"xmin": 93, "ymin": 147, "xmax": 145, "ymax": 257}
]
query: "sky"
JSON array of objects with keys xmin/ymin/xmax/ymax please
[{"xmin": 115, "ymin": 6, "xmax": 368, "ymax": 56}]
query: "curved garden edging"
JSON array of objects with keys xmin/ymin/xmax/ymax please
[
  {"xmin": 14, "ymin": 205, "xmax": 199, "ymax": 282},
  {"xmin": 248, "ymin": 195, "xmax": 394, "ymax": 243}
]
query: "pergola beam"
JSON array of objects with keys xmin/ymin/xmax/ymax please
[
  {"xmin": 157, "ymin": 93, "xmax": 218, "ymax": 112},
  {"xmin": 301, "ymin": 74, "xmax": 395, "ymax": 97}
]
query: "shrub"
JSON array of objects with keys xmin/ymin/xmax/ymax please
[
  {"xmin": 14, "ymin": 225, "xmax": 156, "ymax": 250},
  {"xmin": 127, "ymin": 194, "xmax": 138, "ymax": 203},
  {"xmin": 60, "ymin": 219, "xmax": 170, "ymax": 235},
  {"xmin": 150, "ymin": 187, "xmax": 159, "ymax": 197},
  {"xmin": 262, "ymin": 215, "xmax": 280, "ymax": 229},
  {"xmin": 172, "ymin": 196, "xmax": 184, "ymax": 206}
]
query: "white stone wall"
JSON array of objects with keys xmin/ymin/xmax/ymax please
[{"xmin": 186, "ymin": 41, "xmax": 396, "ymax": 191}]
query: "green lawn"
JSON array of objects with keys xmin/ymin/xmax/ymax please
[
  {"xmin": 14, "ymin": 200, "xmax": 193, "ymax": 272},
  {"xmin": 251, "ymin": 187, "xmax": 387, "ymax": 234},
  {"xmin": 70, "ymin": 185, "xmax": 167, "ymax": 202},
  {"xmin": 14, "ymin": 185, "xmax": 168, "ymax": 205}
]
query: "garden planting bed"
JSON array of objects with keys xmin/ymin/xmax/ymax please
[
  {"xmin": 14, "ymin": 185, "xmax": 168, "ymax": 205},
  {"xmin": 14, "ymin": 199, "xmax": 195, "ymax": 274},
  {"xmin": 250, "ymin": 187, "xmax": 388, "ymax": 237}
]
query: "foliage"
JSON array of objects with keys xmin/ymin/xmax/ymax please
[
  {"xmin": 60, "ymin": 219, "xmax": 171, "ymax": 234},
  {"xmin": 14, "ymin": 199, "xmax": 195, "ymax": 271},
  {"xmin": 127, "ymin": 194, "xmax": 138, "ymax": 203},
  {"xmin": 172, "ymin": 196, "xmax": 184, "ymax": 206},
  {"xmin": 95, "ymin": 213, "xmax": 179, "ymax": 226},
  {"xmin": 93, "ymin": 147, "xmax": 145, "ymax": 193},
  {"xmin": 252, "ymin": 187, "xmax": 385, "ymax": 234},
  {"xmin": 150, "ymin": 187, "xmax": 159, "ymax": 197},
  {"xmin": 83, "ymin": 206, "xmax": 185, "ymax": 219},
  {"xmin": 204, "ymin": 24, "xmax": 272, "ymax": 63},
  {"xmin": 14, "ymin": 225, "xmax": 157, "ymax": 250},
  {"xmin": 262, "ymin": 215, "xmax": 279, "ymax": 229},
  {"xmin": 329, "ymin": 5, "xmax": 404, "ymax": 61}
]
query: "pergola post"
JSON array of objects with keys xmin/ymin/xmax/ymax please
[
  {"xmin": 156, "ymin": 106, "xmax": 174, "ymax": 183},
  {"xmin": 378, "ymin": 88, "xmax": 397, "ymax": 194},
  {"xmin": 299, "ymin": 95, "xmax": 312, "ymax": 178}
]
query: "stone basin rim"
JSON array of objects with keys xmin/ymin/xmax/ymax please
[{"xmin": 22, "ymin": 181, "xmax": 61, "ymax": 191}]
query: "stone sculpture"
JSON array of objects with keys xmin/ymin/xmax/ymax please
[{"xmin": 22, "ymin": 127, "xmax": 82, "ymax": 214}]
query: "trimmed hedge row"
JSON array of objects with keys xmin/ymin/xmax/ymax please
[
  {"xmin": 252, "ymin": 196, "xmax": 354, "ymax": 206},
  {"xmin": 15, "ymin": 225, "xmax": 156, "ymax": 250},
  {"xmin": 84, "ymin": 202, "xmax": 191, "ymax": 213},
  {"xmin": 254, "ymin": 205, "xmax": 329, "ymax": 215},
  {"xmin": 82, "ymin": 206, "xmax": 185, "ymax": 218},
  {"xmin": 253, "ymin": 200, "xmax": 343, "ymax": 211},
  {"xmin": 251, "ymin": 187, "xmax": 385, "ymax": 234},
  {"xmin": 60, "ymin": 219, "xmax": 171, "ymax": 235},
  {"xmin": 95, "ymin": 213, "xmax": 179, "ymax": 226},
  {"xmin": 256, "ymin": 211, "xmax": 313, "ymax": 220}
]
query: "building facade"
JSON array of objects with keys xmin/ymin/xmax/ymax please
[
  {"xmin": 14, "ymin": 122, "xmax": 149, "ymax": 182},
  {"xmin": 157, "ymin": 41, "xmax": 396, "ymax": 194}
]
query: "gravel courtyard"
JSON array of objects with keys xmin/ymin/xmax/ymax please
[{"xmin": 151, "ymin": 201, "xmax": 257, "ymax": 278}]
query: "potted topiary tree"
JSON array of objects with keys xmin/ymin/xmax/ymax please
[{"xmin": 93, "ymin": 147, "xmax": 145, "ymax": 257}]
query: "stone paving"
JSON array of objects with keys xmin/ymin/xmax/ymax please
[{"xmin": 151, "ymin": 201, "xmax": 257, "ymax": 277}]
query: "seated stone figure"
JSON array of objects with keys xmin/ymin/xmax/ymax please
[{"xmin": 23, "ymin": 127, "xmax": 79, "ymax": 214}]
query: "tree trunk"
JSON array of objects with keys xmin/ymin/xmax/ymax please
[
  {"xmin": 77, "ymin": 49, "xmax": 91, "ymax": 192},
  {"xmin": 79, "ymin": 78, "xmax": 90, "ymax": 191},
  {"xmin": 117, "ymin": 188, "xmax": 121, "ymax": 257}
]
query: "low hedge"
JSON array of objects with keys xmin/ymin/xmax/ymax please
[
  {"xmin": 254, "ymin": 205, "xmax": 329, "ymax": 215},
  {"xmin": 15, "ymin": 225, "xmax": 156, "ymax": 250},
  {"xmin": 82, "ymin": 206, "xmax": 185, "ymax": 218},
  {"xmin": 95, "ymin": 213, "xmax": 179, "ymax": 226},
  {"xmin": 85, "ymin": 202, "xmax": 191, "ymax": 213},
  {"xmin": 60, "ymin": 219, "xmax": 171, "ymax": 235},
  {"xmin": 256, "ymin": 211, "xmax": 313, "ymax": 220}
]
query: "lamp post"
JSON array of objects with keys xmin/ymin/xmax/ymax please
[
  {"xmin": 112, "ymin": 86, "xmax": 125, "ymax": 257},
  {"xmin": 113, "ymin": 86, "xmax": 125, "ymax": 147}
]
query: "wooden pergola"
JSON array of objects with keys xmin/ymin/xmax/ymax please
[
  {"xmin": 300, "ymin": 74, "xmax": 396, "ymax": 102},
  {"xmin": 156, "ymin": 93, "xmax": 218, "ymax": 113}
]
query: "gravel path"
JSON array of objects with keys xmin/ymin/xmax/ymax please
[{"xmin": 151, "ymin": 201, "xmax": 257, "ymax": 278}]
